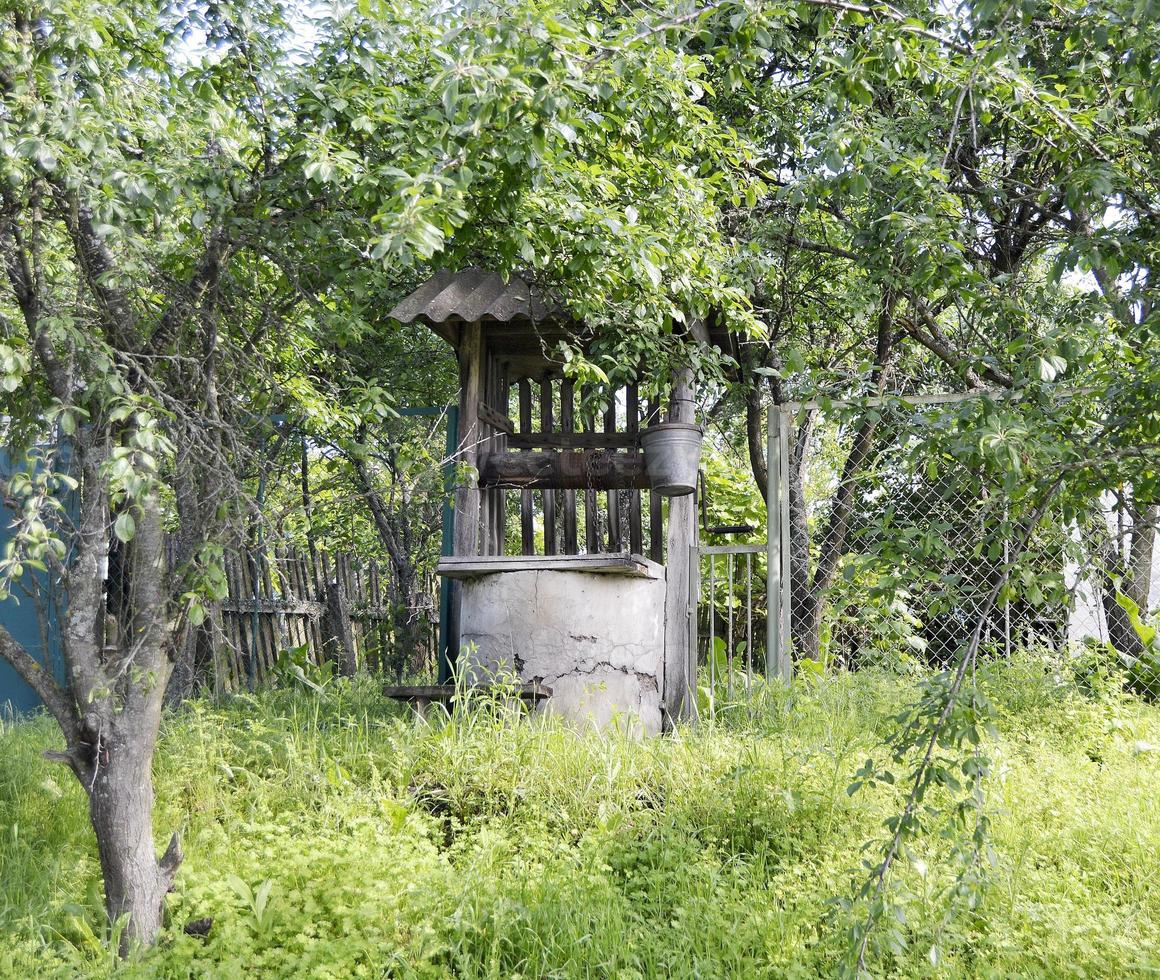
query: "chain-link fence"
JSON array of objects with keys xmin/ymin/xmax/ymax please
[{"xmin": 694, "ymin": 396, "xmax": 1160, "ymax": 712}]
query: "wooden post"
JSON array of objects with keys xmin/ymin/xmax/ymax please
[
  {"xmin": 662, "ymin": 365, "xmax": 698, "ymax": 728},
  {"xmin": 449, "ymin": 322, "xmax": 484, "ymax": 670},
  {"xmin": 454, "ymin": 322, "xmax": 484, "ymax": 559}
]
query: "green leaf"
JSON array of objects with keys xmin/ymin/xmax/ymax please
[{"xmin": 113, "ymin": 511, "xmax": 136, "ymax": 543}]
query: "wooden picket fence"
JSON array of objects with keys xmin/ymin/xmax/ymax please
[{"xmin": 206, "ymin": 547, "xmax": 439, "ymax": 692}]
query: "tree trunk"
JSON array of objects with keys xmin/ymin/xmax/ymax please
[
  {"xmin": 794, "ymin": 292, "xmax": 896, "ymax": 662},
  {"xmin": 86, "ymin": 728, "xmax": 180, "ymax": 952},
  {"xmin": 1102, "ymin": 588, "xmax": 1145, "ymax": 658},
  {"xmin": 1127, "ymin": 501, "xmax": 1157, "ymax": 615},
  {"xmin": 323, "ymin": 572, "xmax": 357, "ymax": 676},
  {"xmin": 1093, "ymin": 499, "xmax": 1155, "ymax": 660},
  {"xmin": 392, "ymin": 564, "xmax": 427, "ymax": 678}
]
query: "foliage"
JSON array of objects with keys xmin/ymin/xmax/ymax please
[
  {"xmin": 2, "ymin": 0, "xmax": 1159, "ymax": 958},
  {"xmin": 0, "ymin": 666, "xmax": 1157, "ymax": 977}
]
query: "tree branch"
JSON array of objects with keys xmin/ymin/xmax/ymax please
[{"xmin": 0, "ymin": 623, "xmax": 78, "ymax": 740}]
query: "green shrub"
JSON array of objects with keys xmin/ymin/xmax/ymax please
[{"xmin": 0, "ymin": 667, "xmax": 1157, "ymax": 978}]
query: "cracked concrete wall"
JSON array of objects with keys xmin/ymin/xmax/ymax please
[{"xmin": 459, "ymin": 569, "xmax": 666, "ymax": 735}]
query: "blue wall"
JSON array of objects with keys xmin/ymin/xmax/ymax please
[{"xmin": 0, "ymin": 448, "xmax": 69, "ymax": 716}]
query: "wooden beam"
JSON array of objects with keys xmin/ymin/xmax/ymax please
[
  {"xmin": 449, "ymin": 321, "xmax": 484, "ymax": 668},
  {"xmin": 479, "ymin": 450, "xmax": 650, "ymax": 490}
]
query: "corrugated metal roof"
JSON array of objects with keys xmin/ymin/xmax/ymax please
[{"xmin": 388, "ymin": 268, "xmax": 556, "ymax": 325}]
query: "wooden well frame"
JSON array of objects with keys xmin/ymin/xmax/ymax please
[{"xmin": 390, "ymin": 269, "xmax": 700, "ymax": 724}]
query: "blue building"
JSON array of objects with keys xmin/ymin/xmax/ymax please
[{"xmin": 0, "ymin": 447, "xmax": 69, "ymax": 716}]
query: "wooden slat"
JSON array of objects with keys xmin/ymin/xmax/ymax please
[
  {"xmin": 560, "ymin": 379, "xmax": 578, "ymax": 555},
  {"xmin": 307, "ymin": 554, "xmax": 324, "ymax": 660},
  {"xmin": 518, "ymin": 379, "xmax": 534, "ymax": 555},
  {"xmin": 479, "ymin": 354, "xmax": 494, "ymax": 557},
  {"xmin": 583, "ymin": 390, "xmax": 598, "ymax": 553},
  {"xmin": 647, "ymin": 397, "xmax": 663, "ymax": 563},
  {"xmin": 273, "ymin": 549, "xmax": 291, "ymax": 655},
  {"xmin": 540, "ymin": 376, "xmax": 557, "ymax": 555},
  {"xmin": 605, "ymin": 400, "xmax": 620, "ymax": 552},
  {"xmin": 627, "ymin": 384, "xmax": 643, "ymax": 554},
  {"xmin": 495, "ymin": 362, "xmax": 509, "ymax": 556}
]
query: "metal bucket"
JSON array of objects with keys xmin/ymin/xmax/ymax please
[{"xmin": 640, "ymin": 422, "xmax": 703, "ymax": 497}]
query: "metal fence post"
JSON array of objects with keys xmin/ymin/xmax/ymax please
[{"xmin": 767, "ymin": 405, "xmax": 793, "ymax": 681}]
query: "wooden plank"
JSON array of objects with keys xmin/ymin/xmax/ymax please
[
  {"xmin": 540, "ymin": 376, "xmax": 557, "ymax": 555},
  {"xmin": 273, "ymin": 549, "xmax": 291, "ymax": 656},
  {"xmin": 518, "ymin": 379, "xmax": 535, "ymax": 554},
  {"xmin": 222, "ymin": 557, "xmax": 244, "ymax": 688},
  {"xmin": 627, "ymin": 384, "xmax": 643, "ymax": 555},
  {"xmin": 647, "ymin": 397, "xmax": 663, "ymax": 563},
  {"xmin": 438, "ymin": 552, "xmax": 664, "ymax": 580},
  {"xmin": 304, "ymin": 555, "xmax": 324, "ymax": 662},
  {"xmin": 560, "ymin": 379, "xmax": 578, "ymax": 555},
  {"xmin": 479, "ymin": 450, "xmax": 649, "ymax": 490}
]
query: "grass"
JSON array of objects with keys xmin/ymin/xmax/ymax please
[{"xmin": 0, "ymin": 657, "xmax": 1158, "ymax": 978}]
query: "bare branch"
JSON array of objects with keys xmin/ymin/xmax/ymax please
[{"xmin": 0, "ymin": 623, "xmax": 78, "ymax": 740}]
